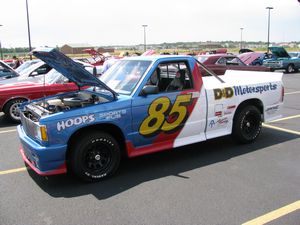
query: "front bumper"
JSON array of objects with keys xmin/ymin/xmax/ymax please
[{"xmin": 17, "ymin": 125, "xmax": 67, "ymax": 176}]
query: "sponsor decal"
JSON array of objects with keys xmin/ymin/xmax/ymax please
[
  {"xmin": 266, "ymin": 105, "xmax": 279, "ymax": 115},
  {"xmin": 99, "ymin": 110, "xmax": 127, "ymax": 120},
  {"xmin": 234, "ymin": 83, "xmax": 277, "ymax": 96},
  {"xmin": 209, "ymin": 120, "xmax": 215, "ymax": 128},
  {"xmin": 209, "ymin": 117, "xmax": 229, "ymax": 128},
  {"xmin": 215, "ymin": 111, "xmax": 222, "ymax": 117},
  {"xmin": 139, "ymin": 94, "xmax": 193, "ymax": 137},
  {"xmin": 213, "ymin": 87, "xmax": 234, "ymax": 100},
  {"xmin": 57, "ymin": 114, "xmax": 95, "ymax": 131},
  {"xmin": 224, "ymin": 105, "xmax": 236, "ymax": 115}
]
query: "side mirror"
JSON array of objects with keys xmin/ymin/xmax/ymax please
[{"xmin": 140, "ymin": 85, "xmax": 159, "ymax": 96}]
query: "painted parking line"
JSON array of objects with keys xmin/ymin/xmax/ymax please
[
  {"xmin": 263, "ymin": 124, "xmax": 300, "ymax": 136},
  {"xmin": 268, "ymin": 114, "xmax": 300, "ymax": 123},
  {"xmin": 0, "ymin": 167, "xmax": 27, "ymax": 175},
  {"xmin": 285, "ymin": 91, "xmax": 300, "ymax": 95},
  {"xmin": 242, "ymin": 200, "xmax": 300, "ymax": 225},
  {"xmin": 0, "ymin": 129, "xmax": 17, "ymax": 134}
]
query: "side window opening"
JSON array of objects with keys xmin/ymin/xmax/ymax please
[{"xmin": 146, "ymin": 61, "xmax": 193, "ymax": 93}]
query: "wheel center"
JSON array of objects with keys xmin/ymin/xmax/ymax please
[
  {"xmin": 95, "ymin": 154, "xmax": 101, "ymax": 161},
  {"xmin": 246, "ymin": 122, "xmax": 251, "ymax": 127}
]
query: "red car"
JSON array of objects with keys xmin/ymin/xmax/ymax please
[
  {"xmin": 0, "ymin": 69, "xmax": 80, "ymax": 122},
  {"xmin": 196, "ymin": 54, "xmax": 271, "ymax": 75},
  {"xmin": 82, "ymin": 48, "xmax": 106, "ymax": 66}
]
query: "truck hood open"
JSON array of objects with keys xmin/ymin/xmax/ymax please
[
  {"xmin": 32, "ymin": 47, "xmax": 117, "ymax": 97},
  {"xmin": 269, "ymin": 47, "xmax": 290, "ymax": 58}
]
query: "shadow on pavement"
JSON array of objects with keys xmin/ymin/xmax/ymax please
[
  {"xmin": 0, "ymin": 114, "xmax": 19, "ymax": 128},
  {"xmin": 26, "ymin": 127, "xmax": 299, "ymax": 200}
]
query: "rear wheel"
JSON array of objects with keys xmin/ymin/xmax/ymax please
[
  {"xmin": 232, "ymin": 105, "xmax": 262, "ymax": 144},
  {"xmin": 3, "ymin": 98, "xmax": 27, "ymax": 122},
  {"xmin": 69, "ymin": 131, "xmax": 121, "ymax": 182}
]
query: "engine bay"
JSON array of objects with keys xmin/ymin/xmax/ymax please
[{"xmin": 22, "ymin": 91, "xmax": 111, "ymax": 122}]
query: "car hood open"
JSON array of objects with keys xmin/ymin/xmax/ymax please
[
  {"xmin": 269, "ymin": 47, "xmax": 290, "ymax": 58},
  {"xmin": 32, "ymin": 47, "xmax": 117, "ymax": 97}
]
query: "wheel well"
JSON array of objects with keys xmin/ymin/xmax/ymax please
[
  {"xmin": 66, "ymin": 123, "xmax": 127, "ymax": 161},
  {"xmin": 234, "ymin": 99, "xmax": 264, "ymax": 121},
  {"xmin": 3, "ymin": 97, "xmax": 28, "ymax": 112}
]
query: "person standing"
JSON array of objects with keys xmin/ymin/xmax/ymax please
[{"xmin": 12, "ymin": 56, "xmax": 22, "ymax": 69}]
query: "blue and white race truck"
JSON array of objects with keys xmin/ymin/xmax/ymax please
[
  {"xmin": 263, "ymin": 46, "xmax": 300, "ymax": 73},
  {"xmin": 18, "ymin": 48, "xmax": 284, "ymax": 181}
]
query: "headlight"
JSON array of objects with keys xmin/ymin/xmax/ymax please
[
  {"xmin": 33, "ymin": 124, "xmax": 48, "ymax": 141},
  {"xmin": 278, "ymin": 60, "xmax": 283, "ymax": 66}
]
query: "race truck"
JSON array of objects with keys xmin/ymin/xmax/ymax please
[{"xmin": 17, "ymin": 48, "xmax": 284, "ymax": 181}]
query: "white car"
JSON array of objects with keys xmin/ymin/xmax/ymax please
[{"xmin": 0, "ymin": 60, "xmax": 98, "ymax": 84}]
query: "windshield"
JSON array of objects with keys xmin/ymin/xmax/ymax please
[
  {"xmin": 15, "ymin": 60, "xmax": 39, "ymax": 73},
  {"xmin": 44, "ymin": 69, "xmax": 67, "ymax": 84},
  {"xmin": 100, "ymin": 60, "xmax": 151, "ymax": 95},
  {"xmin": 289, "ymin": 52, "xmax": 299, "ymax": 58},
  {"xmin": 18, "ymin": 62, "xmax": 44, "ymax": 76},
  {"xmin": 195, "ymin": 55, "xmax": 209, "ymax": 63}
]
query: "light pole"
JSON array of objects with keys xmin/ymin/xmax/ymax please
[
  {"xmin": 240, "ymin": 27, "xmax": 244, "ymax": 50},
  {"xmin": 0, "ymin": 24, "xmax": 3, "ymax": 60},
  {"xmin": 266, "ymin": 7, "xmax": 273, "ymax": 53},
  {"xmin": 26, "ymin": 0, "xmax": 32, "ymax": 59},
  {"xmin": 142, "ymin": 25, "xmax": 148, "ymax": 52}
]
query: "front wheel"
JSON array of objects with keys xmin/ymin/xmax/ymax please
[
  {"xmin": 69, "ymin": 131, "xmax": 121, "ymax": 182},
  {"xmin": 232, "ymin": 105, "xmax": 262, "ymax": 144}
]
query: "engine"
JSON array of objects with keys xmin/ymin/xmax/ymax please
[{"xmin": 21, "ymin": 91, "xmax": 110, "ymax": 122}]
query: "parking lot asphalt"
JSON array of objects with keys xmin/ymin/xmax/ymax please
[{"xmin": 0, "ymin": 72, "xmax": 300, "ymax": 225}]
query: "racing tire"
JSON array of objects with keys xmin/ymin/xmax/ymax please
[
  {"xmin": 69, "ymin": 131, "xmax": 121, "ymax": 182},
  {"xmin": 286, "ymin": 64, "xmax": 294, "ymax": 73},
  {"xmin": 232, "ymin": 105, "xmax": 262, "ymax": 144},
  {"xmin": 3, "ymin": 98, "xmax": 27, "ymax": 123}
]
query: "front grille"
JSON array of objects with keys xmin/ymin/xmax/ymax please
[
  {"xmin": 264, "ymin": 61, "xmax": 281, "ymax": 68},
  {"xmin": 20, "ymin": 112, "xmax": 38, "ymax": 140}
]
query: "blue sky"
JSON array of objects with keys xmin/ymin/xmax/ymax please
[{"xmin": 0, "ymin": 0, "xmax": 299, "ymax": 48}]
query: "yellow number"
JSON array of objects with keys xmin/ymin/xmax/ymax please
[
  {"xmin": 161, "ymin": 94, "xmax": 192, "ymax": 132},
  {"xmin": 139, "ymin": 94, "xmax": 193, "ymax": 136},
  {"xmin": 139, "ymin": 97, "xmax": 170, "ymax": 136}
]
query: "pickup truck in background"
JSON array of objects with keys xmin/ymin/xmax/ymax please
[
  {"xmin": 263, "ymin": 46, "xmax": 300, "ymax": 73},
  {"xmin": 17, "ymin": 48, "xmax": 284, "ymax": 181}
]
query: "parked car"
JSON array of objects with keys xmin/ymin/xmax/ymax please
[
  {"xmin": 263, "ymin": 47, "xmax": 300, "ymax": 73},
  {"xmin": 0, "ymin": 60, "xmax": 19, "ymax": 80},
  {"xmin": 196, "ymin": 54, "xmax": 271, "ymax": 75},
  {"xmin": 0, "ymin": 59, "xmax": 98, "ymax": 85},
  {"xmin": 82, "ymin": 48, "xmax": 105, "ymax": 66},
  {"xmin": 239, "ymin": 48, "xmax": 254, "ymax": 54},
  {"xmin": 239, "ymin": 52, "xmax": 268, "ymax": 66},
  {"xmin": 3, "ymin": 59, "xmax": 15, "ymax": 68},
  {"xmin": 0, "ymin": 60, "xmax": 96, "ymax": 122}
]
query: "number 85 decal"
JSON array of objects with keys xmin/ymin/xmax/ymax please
[{"xmin": 139, "ymin": 94, "xmax": 193, "ymax": 137}]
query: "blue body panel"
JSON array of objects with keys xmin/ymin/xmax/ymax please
[{"xmin": 18, "ymin": 125, "xmax": 67, "ymax": 173}]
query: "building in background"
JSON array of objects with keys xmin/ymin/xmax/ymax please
[{"xmin": 60, "ymin": 43, "xmax": 114, "ymax": 55}]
